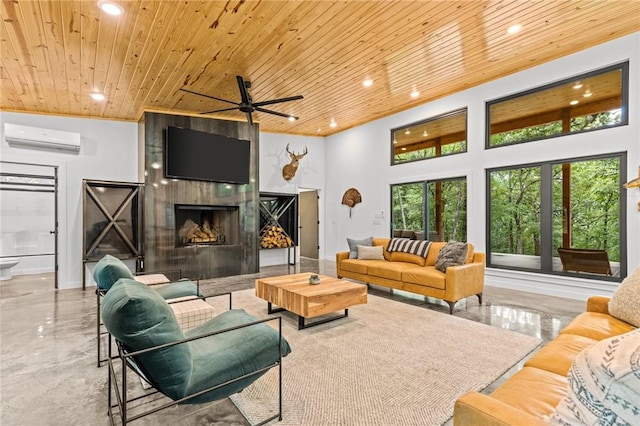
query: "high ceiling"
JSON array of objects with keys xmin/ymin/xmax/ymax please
[{"xmin": 1, "ymin": 1, "xmax": 638, "ymax": 136}]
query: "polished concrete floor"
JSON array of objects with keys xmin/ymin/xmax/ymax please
[{"xmin": 0, "ymin": 258, "xmax": 585, "ymax": 425}]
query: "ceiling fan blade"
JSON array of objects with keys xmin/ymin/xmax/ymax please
[
  {"xmin": 180, "ymin": 88, "xmax": 239, "ymax": 106},
  {"xmin": 200, "ymin": 107, "xmax": 239, "ymax": 114},
  {"xmin": 253, "ymin": 95, "xmax": 304, "ymax": 108},
  {"xmin": 255, "ymin": 107, "xmax": 298, "ymax": 120},
  {"xmin": 237, "ymin": 76, "xmax": 251, "ymax": 104}
]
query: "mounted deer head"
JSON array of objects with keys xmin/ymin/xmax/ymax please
[{"xmin": 282, "ymin": 144, "xmax": 308, "ymax": 181}]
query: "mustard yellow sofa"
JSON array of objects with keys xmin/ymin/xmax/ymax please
[
  {"xmin": 336, "ymin": 238, "xmax": 485, "ymax": 314},
  {"xmin": 453, "ymin": 296, "xmax": 637, "ymax": 425}
]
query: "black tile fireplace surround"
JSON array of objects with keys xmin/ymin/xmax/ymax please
[{"xmin": 142, "ymin": 112, "xmax": 259, "ymax": 280}]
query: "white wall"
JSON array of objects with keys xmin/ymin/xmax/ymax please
[
  {"xmin": 258, "ymin": 132, "xmax": 325, "ymax": 266},
  {"xmin": 0, "ymin": 112, "xmax": 139, "ymax": 289},
  {"xmin": 324, "ymin": 32, "xmax": 640, "ymax": 300}
]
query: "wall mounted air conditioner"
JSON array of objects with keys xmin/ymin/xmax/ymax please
[{"xmin": 3, "ymin": 123, "xmax": 81, "ymax": 154}]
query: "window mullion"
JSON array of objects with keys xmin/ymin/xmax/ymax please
[{"xmin": 540, "ymin": 163, "xmax": 554, "ymax": 272}]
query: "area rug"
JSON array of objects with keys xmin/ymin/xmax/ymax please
[{"xmin": 224, "ymin": 289, "xmax": 541, "ymax": 426}]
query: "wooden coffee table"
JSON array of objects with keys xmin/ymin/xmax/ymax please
[{"xmin": 255, "ymin": 273, "xmax": 367, "ymax": 329}]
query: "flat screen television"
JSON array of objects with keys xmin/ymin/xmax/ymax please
[{"xmin": 165, "ymin": 126, "xmax": 251, "ymax": 184}]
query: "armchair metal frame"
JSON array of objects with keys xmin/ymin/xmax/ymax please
[
  {"xmin": 96, "ymin": 269, "xmax": 206, "ymax": 366},
  {"xmin": 106, "ymin": 315, "xmax": 283, "ymax": 425}
]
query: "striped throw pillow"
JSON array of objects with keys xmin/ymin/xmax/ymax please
[{"xmin": 387, "ymin": 238, "xmax": 431, "ymax": 258}]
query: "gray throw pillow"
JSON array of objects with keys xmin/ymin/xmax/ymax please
[
  {"xmin": 347, "ymin": 236, "xmax": 373, "ymax": 259},
  {"xmin": 435, "ymin": 241, "xmax": 469, "ymax": 272}
]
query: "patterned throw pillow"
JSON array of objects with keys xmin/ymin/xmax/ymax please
[
  {"xmin": 387, "ymin": 238, "xmax": 431, "ymax": 258},
  {"xmin": 548, "ymin": 328, "xmax": 640, "ymax": 426},
  {"xmin": 347, "ymin": 236, "xmax": 373, "ymax": 259},
  {"xmin": 434, "ymin": 241, "xmax": 468, "ymax": 272},
  {"xmin": 357, "ymin": 245, "xmax": 385, "ymax": 260},
  {"xmin": 609, "ymin": 266, "xmax": 640, "ymax": 327}
]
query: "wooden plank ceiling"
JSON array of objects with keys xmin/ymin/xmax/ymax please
[{"xmin": 1, "ymin": 1, "xmax": 639, "ymax": 136}]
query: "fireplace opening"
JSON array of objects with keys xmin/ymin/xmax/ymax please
[{"xmin": 175, "ymin": 204, "xmax": 239, "ymax": 247}]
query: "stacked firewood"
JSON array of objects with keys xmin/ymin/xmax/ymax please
[
  {"xmin": 179, "ymin": 219, "xmax": 222, "ymax": 244},
  {"xmin": 260, "ymin": 226, "xmax": 293, "ymax": 248}
]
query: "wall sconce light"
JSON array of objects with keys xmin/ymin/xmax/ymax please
[{"xmin": 623, "ymin": 166, "xmax": 640, "ymax": 211}]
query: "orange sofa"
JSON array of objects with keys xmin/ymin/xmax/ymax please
[
  {"xmin": 453, "ymin": 296, "xmax": 637, "ymax": 425},
  {"xmin": 336, "ymin": 238, "xmax": 485, "ymax": 313}
]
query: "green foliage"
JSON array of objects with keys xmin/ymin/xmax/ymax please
[
  {"xmin": 490, "ymin": 111, "xmax": 620, "ymax": 147},
  {"xmin": 490, "ymin": 157, "xmax": 621, "ymax": 263},
  {"xmin": 392, "ymin": 178, "xmax": 467, "ymax": 241}
]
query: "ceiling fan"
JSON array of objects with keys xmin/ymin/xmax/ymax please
[{"xmin": 180, "ymin": 76, "xmax": 303, "ymax": 126}]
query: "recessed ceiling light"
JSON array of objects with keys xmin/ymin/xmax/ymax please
[
  {"xmin": 288, "ymin": 116, "xmax": 296, "ymax": 122},
  {"xmin": 316, "ymin": 128, "xmax": 322, "ymax": 132},
  {"xmin": 362, "ymin": 79, "xmax": 373, "ymax": 88},
  {"xmin": 401, "ymin": 147, "xmax": 407, "ymax": 151},
  {"xmin": 507, "ymin": 24, "xmax": 522, "ymax": 35},
  {"xmin": 393, "ymin": 139, "xmax": 397, "ymax": 144},
  {"xmin": 573, "ymin": 83, "xmax": 583, "ymax": 89},
  {"xmin": 97, "ymin": 0, "xmax": 124, "ymax": 16},
  {"xmin": 410, "ymin": 89, "xmax": 420, "ymax": 99},
  {"xmin": 583, "ymin": 91, "xmax": 593, "ymax": 98},
  {"xmin": 423, "ymin": 130, "xmax": 428, "ymax": 137},
  {"xmin": 90, "ymin": 92, "xmax": 105, "ymax": 101},
  {"xmin": 570, "ymin": 100, "xmax": 579, "ymax": 105},
  {"xmin": 329, "ymin": 119, "xmax": 337, "ymax": 128},
  {"xmin": 404, "ymin": 129, "xmax": 410, "ymax": 135}
]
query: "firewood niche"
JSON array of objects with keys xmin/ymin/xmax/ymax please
[{"xmin": 259, "ymin": 193, "xmax": 298, "ymax": 249}]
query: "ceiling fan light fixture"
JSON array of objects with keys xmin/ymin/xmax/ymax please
[{"xmin": 97, "ymin": 0, "xmax": 124, "ymax": 16}]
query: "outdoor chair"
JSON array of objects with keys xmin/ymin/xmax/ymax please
[
  {"xmin": 93, "ymin": 254, "xmax": 209, "ymax": 366},
  {"xmin": 102, "ymin": 278, "xmax": 291, "ymax": 425},
  {"xmin": 557, "ymin": 247, "xmax": 613, "ymax": 276}
]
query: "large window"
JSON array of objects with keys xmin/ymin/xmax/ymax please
[
  {"xmin": 487, "ymin": 154, "xmax": 626, "ymax": 279},
  {"xmin": 391, "ymin": 109, "xmax": 467, "ymax": 165},
  {"xmin": 487, "ymin": 62, "xmax": 628, "ymax": 148},
  {"xmin": 391, "ymin": 177, "xmax": 467, "ymax": 242}
]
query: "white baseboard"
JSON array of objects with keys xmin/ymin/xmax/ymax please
[{"xmin": 486, "ymin": 268, "xmax": 618, "ymax": 301}]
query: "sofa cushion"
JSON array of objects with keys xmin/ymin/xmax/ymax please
[
  {"xmin": 347, "ymin": 236, "xmax": 373, "ymax": 259},
  {"xmin": 101, "ymin": 278, "xmax": 191, "ymax": 400},
  {"xmin": 426, "ymin": 242, "xmax": 447, "ymax": 266},
  {"xmin": 93, "ymin": 254, "xmax": 135, "ymax": 290},
  {"xmin": 490, "ymin": 367, "xmax": 568, "ymax": 419},
  {"xmin": 340, "ymin": 259, "xmax": 369, "ymax": 274},
  {"xmin": 390, "ymin": 251, "xmax": 427, "ymax": 267},
  {"xmin": 464, "ymin": 243, "xmax": 475, "ymax": 264},
  {"xmin": 402, "ymin": 267, "xmax": 446, "ymax": 290},
  {"xmin": 372, "ymin": 238, "xmax": 392, "ymax": 260},
  {"xmin": 388, "ymin": 239, "xmax": 431, "ymax": 266},
  {"xmin": 608, "ymin": 265, "xmax": 640, "ymax": 327},
  {"xmin": 154, "ymin": 279, "xmax": 200, "ymax": 300},
  {"xmin": 524, "ymin": 333, "xmax": 597, "ymax": 377},
  {"xmin": 357, "ymin": 244, "xmax": 385, "ymax": 260},
  {"xmin": 368, "ymin": 262, "xmax": 417, "ymax": 281},
  {"xmin": 435, "ymin": 241, "xmax": 469, "ymax": 272},
  {"xmin": 185, "ymin": 309, "xmax": 292, "ymax": 403},
  {"xmin": 559, "ymin": 312, "xmax": 636, "ymax": 341},
  {"xmin": 548, "ymin": 328, "xmax": 640, "ymax": 426}
]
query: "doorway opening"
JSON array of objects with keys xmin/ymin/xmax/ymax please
[
  {"xmin": 298, "ymin": 189, "xmax": 319, "ymax": 259},
  {"xmin": 0, "ymin": 161, "xmax": 58, "ymax": 288}
]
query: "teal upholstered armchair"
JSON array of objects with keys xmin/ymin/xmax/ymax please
[
  {"xmin": 93, "ymin": 254, "xmax": 202, "ymax": 366},
  {"xmin": 102, "ymin": 278, "xmax": 291, "ymax": 424}
]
